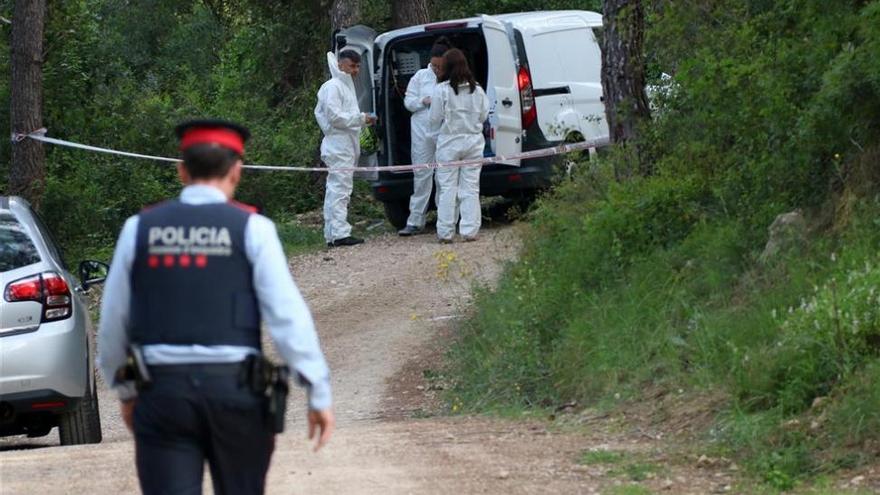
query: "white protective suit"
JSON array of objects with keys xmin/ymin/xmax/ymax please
[
  {"xmin": 315, "ymin": 52, "xmax": 367, "ymax": 243},
  {"xmin": 429, "ymin": 82, "xmax": 490, "ymax": 240},
  {"xmin": 403, "ymin": 65, "xmax": 440, "ymax": 229}
]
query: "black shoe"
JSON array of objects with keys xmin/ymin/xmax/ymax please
[
  {"xmin": 329, "ymin": 236, "xmax": 365, "ymax": 247},
  {"xmin": 398, "ymin": 225, "xmax": 424, "ymax": 236}
]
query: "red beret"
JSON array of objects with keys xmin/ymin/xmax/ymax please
[{"xmin": 175, "ymin": 119, "xmax": 250, "ymax": 156}]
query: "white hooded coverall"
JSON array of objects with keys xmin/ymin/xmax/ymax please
[
  {"xmin": 403, "ymin": 65, "xmax": 440, "ymax": 229},
  {"xmin": 429, "ymin": 81, "xmax": 490, "ymax": 240},
  {"xmin": 315, "ymin": 52, "xmax": 367, "ymax": 243}
]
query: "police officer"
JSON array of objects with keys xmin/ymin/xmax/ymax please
[{"xmin": 97, "ymin": 120, "xmax": 334, "ymax": 495}]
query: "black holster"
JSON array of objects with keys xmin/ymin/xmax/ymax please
[
  {"xmin": 114, "ymin": 344, "xmax": 153, "ymax": 390},
  {"xmin": 239, "ymin": 355, "xmax": 289, "ymax": 434}
]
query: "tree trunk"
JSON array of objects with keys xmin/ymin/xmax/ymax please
[
  {"xmin": 330, "ymin": 0, "xmax": 361, "ymax": 33},
  {"xmin": 601, "ymin": 0, "xmax": 652, "ymax": 176},
  {"xmin": 392, "ymin": 0, "xmax": 430, "ymax": 29},
  {"xmin": 9, "ymin": 0, "xmax": 47, "ymax": 207}
]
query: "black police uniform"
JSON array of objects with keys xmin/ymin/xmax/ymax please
[{"xmin": 130, "ymin": 196, "xmax": 273, "ymax": 494}]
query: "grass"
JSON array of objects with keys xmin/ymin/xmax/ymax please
[
  {"xmin": 581, "ymin": 449, "xmax": 628, "ymax": 465},
  {"xmin": 580, "ymin": 449, "xmax": 665, "ymax": 483},
  {"xmin": 445, "ymin": 158, "xmax": 880, "ymax": 488},
  {"xmin": 602, "ymin": 485, "xmax": 653, "ymax": 495},
  {"xmin": 276, "ymin": 220, "xmax": 325, "ymax": 256},
  {"xmin": 611, "ymin": 462, "xmax": 665, "ymax": 482}
]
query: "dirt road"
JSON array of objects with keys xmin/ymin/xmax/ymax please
[{"xmin": 0, "ymin": 225, "xmax": 742, "ymax": 494}]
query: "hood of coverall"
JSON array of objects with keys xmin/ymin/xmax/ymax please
[{"xmin": 327, "ymin": 52, "xmax": 357, "ymax": 96}]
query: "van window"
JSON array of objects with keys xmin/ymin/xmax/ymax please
[
  {"xmin": 352, "ymin": 51, "xmax": 374, "ymax": 113},
  {"xmin": 529, "ymin": 28, "xmax": 601, "ymax": 88},
  {"xmin": 0, "ymin": 213, "xmax": 41, "ymax": 272}
]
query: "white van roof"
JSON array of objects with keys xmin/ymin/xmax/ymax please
[
  {"xmin": 374, "ymin": 10, "xmax": 601, "ymax": 49},
  {"xmin": 495, "ymin": 10, "xmax": 602, "ymax": 28}
]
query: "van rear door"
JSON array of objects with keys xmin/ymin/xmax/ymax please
[
  {"xmin": 333, "ymin": 25, "xmax": 377, "ymax": 114},
  {"xmin": 481, "ymin": 15, "xmax": 522, "ymax": 166},
  {"xmin": 334, "ymin": 25, "xmax": 378, "ymax": 178}
]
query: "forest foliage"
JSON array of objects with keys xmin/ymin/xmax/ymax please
[{"xmin": 3, "ymin": 0, "xmax": 880, "ymax": 487}]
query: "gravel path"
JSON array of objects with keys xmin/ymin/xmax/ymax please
[
  {"xmin": 0, "ymin": 223, "xmax": 755, "ymax": 494},
  {"xmin": 0, "ymin": 225, "xmax": 553, "ymax": 493}
]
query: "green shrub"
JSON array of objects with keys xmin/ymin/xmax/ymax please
[
  {"xmin": 444, "ymin": 0, "xmax": 880, "ymax": 487},
  {"xmin": 0, "ymin": 1, "xmax": 336, "ymax": 259},
  {"xmin": 739, "ymin": 261, "xmax": 880, "ymax": 414},
  {"xmin": 827, "ymin": 360, "xmax": 880, "ymax": 449},
  {"xmin": 449, "ymin": 165, "xmax": 734, "ymax": 409}
]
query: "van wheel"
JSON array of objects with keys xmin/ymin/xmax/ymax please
[
  {"xmin": 383, "ymin": 199, "xmax": 409, "ymax": 230},
  {"xmin": 59, "ymin": 375, "xmax": 102, "ymax": 446},
  {"xmin": 493, "ymin": 190, "xmax": 538, "ymax": 222},
  {"xmin": 25, "ymin": 423, "xmax": 53, "ymax": 438}
]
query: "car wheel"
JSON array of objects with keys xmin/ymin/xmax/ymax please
[
  {"xmin": 59, "ymin": 374, "xmax": 102, "ymax": 446},
  {"xmin": 383, "ymin": 199, "xmax": 409, "ymax": 230}
]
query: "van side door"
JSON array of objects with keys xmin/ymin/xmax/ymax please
[
  {"xmin": 334, "ymin": 25, "xmax": 378, "ymax": 177},
  {"xmin": 334, "ymin": 25, "xmax": 377, "ymax": 115},
  {"xmin": 481, "ymin": 15, "xmax": 522, "ymax": 166},
  {"xmin": 525, "ymin": 16, "xmax": 608, "ymax": 144}
]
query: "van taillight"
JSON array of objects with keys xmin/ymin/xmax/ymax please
[
  {"xmin": 4, "ymin": 272, "xmax": 72, "ymax": 322},
  {"xmin": 517, "ymin": 66, "xmax": 537, "ymax": 129}
]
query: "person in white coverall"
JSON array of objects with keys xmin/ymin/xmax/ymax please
[
  {"xmin": 315, "ymin": 50, "xmax": 377, "ymax": 247},
  {"xmin": 429, "ymin": 48, "xmax": 490, "ymax": 243},
  {"xmin": 398, "ymin": 37, "xmax": 452, "ymax": 236}
]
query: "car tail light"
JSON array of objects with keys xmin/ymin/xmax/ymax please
[
  {"xmin": 518, "ymin": 66, "xmax": 537, "ymax": 129},
  {"xmin": 4, "ymin": 272, "xmax": 72, "ymax": 322},
  {"xmin": 5, "ymin": 275, "xmax": 42, "ymax": 302},
  {"xmin": 42, "ymin": 273, "xmax": 72, "ymax": 320}
]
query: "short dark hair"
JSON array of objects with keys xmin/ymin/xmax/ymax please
[
  {"xmin": 430, "ymin": 36, "xmax": 452, "ymax": 58},
  {"xmin": 182, "ymin": 144, "xmax": 241, "ymax": 180},
  {"xmin": 338, "ymin": 50, "xmax": 361, "ymax": 64}
]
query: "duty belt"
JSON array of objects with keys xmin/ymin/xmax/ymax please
[
  {"xmin": 148, "ymin": 362, "xmax": 245, "ymax": 376},
  {"xmin": 116, "ymin": 348, "xmax": 290, "ymax": 434}
]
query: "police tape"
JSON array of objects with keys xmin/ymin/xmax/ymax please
[{"xmin": 12, "ymin": 128, "xmax": 609, "ymax": 173}]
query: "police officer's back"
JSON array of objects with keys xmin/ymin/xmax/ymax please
[{"xmin": 97, "ymin": 120, "xmax": 334, "ymax": 495}]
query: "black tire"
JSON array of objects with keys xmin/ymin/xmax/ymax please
[
  {"xmin": 494, "ymin": 190, "xmax": 538, "ymax": 221},
  {"xmin": 383, "ymin": 199, "xmax": 409, "ymax": 230},
  {"xmin": 25, "ymin": 424, "xmax": 53, "ymax": 438},
  {"xmin": 59, "ymin": 375, "xmax": 102, "ymax": 446}
]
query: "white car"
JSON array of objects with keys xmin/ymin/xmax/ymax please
[
  {"xmin": 335, "ymin": 10, "xmax": 610, "ymax": 228},
  {"xmin": 0, "ymin": 196, "xmax": 106, "ymax": 445}
]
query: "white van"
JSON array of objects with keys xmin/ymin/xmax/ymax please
[{"xmin": 334, "ymin": 10, "xmax": 608, "ymax": 228}]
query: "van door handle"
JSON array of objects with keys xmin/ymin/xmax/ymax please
[{"xmin": 501, "ymin": 98, "xmax": 513, "ymax": 108}]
